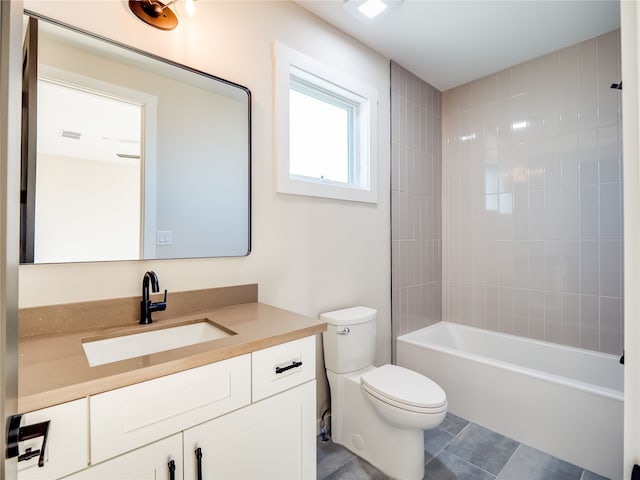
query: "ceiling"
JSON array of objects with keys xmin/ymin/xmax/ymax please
[
  {"xmin": 296, "ymin": 0, "xmax": 621, "ymax": 91},
  {"xmin": 38, "ymin": 80, "xmax": 141, "ymax": 165}
]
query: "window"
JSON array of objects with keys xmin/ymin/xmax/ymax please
[{"xmin": 274, "ymin": 43, "xmax": 378, "ymax": 203}]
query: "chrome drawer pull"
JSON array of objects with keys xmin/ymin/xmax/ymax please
[{"xmin": 275, "ymin": 361, "xmax": 302, "ymax": 374}]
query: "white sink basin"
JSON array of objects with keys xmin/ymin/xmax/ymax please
[{"xmin": 82, "ymin": 320, "xmax": 233, "ymax": 367}]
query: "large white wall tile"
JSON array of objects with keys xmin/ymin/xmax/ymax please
[
  {"xmin": 579, "ymin": 185, "xmax": 599, "ymax": 240},
  {"xmin": 577, "ymin": 76, "xmax": 598, "ymax": 131},
  {"xmin": 529, "ymin": 241, "xmax": 545, "ymax": 291},
  {"xmin": 598, "ymin": 125, "xmax": 621, "ymax": 184},
  {"xmin": 529, "ymin": 289, "xmax": 546, "ymax": 340},
  {"xmin": 545, "ymin": 188, "xmax": 562, "ymax": 240},
  {"xmin": 600, "ymin": 240, "xmax": 622, "ymax": 298},
  {"xmin": 579, "ymin": 129, "xmax": 599, "ymax": 185},
  {"xmin": 545, "ymin": 241, "xmax": 562, "ymax": 291},
  {"xmin": 600, "ymin": 296, "xmax": 622, "ymax": 354},
  {"xmin": 562, "ymin": 241, "xmax": 580, "ymax": 294},
  {"xmin": 562, "ymin": 293, "xmax": 580, "ymax": 347},
  {"xmin": 528, "ymin": 189, "xmax": 545, "ymax": 240},
  {"xmin": 562, "ymin": 186, "xmax": 580, "ymax": 241},
  {"xmin": 580, "ymin": 241, "xmax": 599, "ymax": 295},
  {"xmin": 600, "ymin": 182, "xmax": 621, "ymax": 239},
  {"xmin": 545, "ymin": 291, "xmax": 563, "ymax": 344}
]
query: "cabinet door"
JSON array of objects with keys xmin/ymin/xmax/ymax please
[
  {"xmin": 17, "ymin": 399, "xmax": 88, "ymax": 480},
  {"xmin": 183, "ymin": 380, "xmax": 316, "ymax": 480},
  {"xmin": 66, "ymin": 433, "xmax": 183, "ymax": 480}
]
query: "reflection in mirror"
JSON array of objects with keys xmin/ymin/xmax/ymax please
[
  {"xmin": 21, "ymin": 12, "xmax": 251, "ymax": 264},
  {"xmin": 36, "ymin": 79, "xmax": 143, "ymax": 262}
]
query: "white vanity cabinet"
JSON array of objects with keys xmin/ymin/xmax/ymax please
[
  {"xmin": 65, "ymin": 434, "xmax": 183, "ymax": 480},
  {"xmin": 17, "ymin": 335, "xmax": 317, "ymax": 480}
]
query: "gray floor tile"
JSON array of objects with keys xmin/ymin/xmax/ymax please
[
  {"xmin": 424, "ymin": 427, "xmax": 455, "ymax": 463},
  {"xmin": 445, "ymin": 423, "xmax": 519, "ymax": 475},
  {"xmin": 439, "ymin": 412, "xmax": 470, "ymax": 435},
  {"xmin": 581, "ymin": 471, "xmax": 609, "ymax": 480},
  {"xmin": 424, "ymin": 449, "xmax": 496, "ymax": 480},
  {"xmin": 322, "ymin": 457, "xmax": 392, "ymax": 480},
  {"xmin": 317, "ymin": 438, "xmax": 356, "ymax": 480},
  {"xmin": 497, "ymin": 445, "xmax": 583, "ymax": 480}
]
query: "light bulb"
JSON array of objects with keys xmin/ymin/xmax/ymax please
[
  {"xmin": 184, "ymin": 0, "xmax": 195, "ymax": 17},
  {"xmin": 357, "ymin": 0, "xmax": 387, "ymax": 19}
]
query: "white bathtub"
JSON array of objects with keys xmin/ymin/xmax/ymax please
[{"xmin": 397, "ymin": 321, "xmax": 623, "ymax": 479}]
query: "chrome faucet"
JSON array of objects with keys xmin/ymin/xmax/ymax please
[{"xmin": 140, "ymin": 271, "xmax": 167, "ymax": 325}]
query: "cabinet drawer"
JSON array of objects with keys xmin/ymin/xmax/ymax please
[
  {"xmin": 90, "ymin": 354, "xmax": 251, "ymax": 464},
  {"xmin": 252, "ymin": 335, "xmax": 315, "ymax": 401},
  {"xmin": 17, "ymin": 398, "xmax": 88, "ymax": 480}
]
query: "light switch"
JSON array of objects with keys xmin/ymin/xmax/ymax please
[{"xmin": 157, "ymin": 230, "xmax": 173, "ymax": 245}]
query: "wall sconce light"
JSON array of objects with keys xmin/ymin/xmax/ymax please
[{"xmin": 129, "ymin": 0, "xmax": 195, "ymax": 31}]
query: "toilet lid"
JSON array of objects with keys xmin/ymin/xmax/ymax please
[{"xmin": 361, "ymin": 365, "xmax": 447, "ymax": 410}]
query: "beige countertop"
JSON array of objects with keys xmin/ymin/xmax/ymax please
[{"xmin": 19, "ymin": 302, "xmax": 327, "ymax": 413}]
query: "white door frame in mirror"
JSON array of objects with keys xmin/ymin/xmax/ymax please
[{"xmin": 36, "ymin": 64, "xmax": 158, "ymax": 262}]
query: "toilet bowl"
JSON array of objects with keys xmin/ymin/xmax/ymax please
[
  {"xmin": 321, "ymin": 307, "xmax": 447, "ymax": 480},
  {"xmin": 361, "ymin": 364, "xmax": 447, "ymax": 430}
]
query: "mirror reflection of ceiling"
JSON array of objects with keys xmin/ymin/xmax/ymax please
[
  {"xmin": 297, "ymin": 0, "xmax": 621, "ymax": 91},
  {"xmin": 38, "ymin": 80, "xmax": 142, "ymax": 165}
]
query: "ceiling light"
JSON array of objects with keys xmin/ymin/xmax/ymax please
[
  {"xmin": 343, "ymin": 0, "xmax": 401, "ymax": 22},
  {"xmin": 358, "ymin": 0, "xmax": 388, "ymax": 18}
]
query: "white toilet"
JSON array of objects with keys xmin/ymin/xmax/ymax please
[{"xmin": 321, "ymin": 306, "xmax": 447, "ymax": 480}]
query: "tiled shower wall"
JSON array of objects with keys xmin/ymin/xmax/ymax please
[
  {"xmin": 441, "ymin": 30, "xmax": 623, "ymax": 354},
  {"xmin": 391, "ymin": 62, "xmax": 442, "ymax": 359}
]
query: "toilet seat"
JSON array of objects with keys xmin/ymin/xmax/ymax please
[{"xmin": 361, "ymin": 364, "xmax": 447, "ymax": 414}]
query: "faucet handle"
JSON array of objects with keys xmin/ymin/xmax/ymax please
[{"xmin": 150, "ymin": 289, "xmax": 168, "ymax": 314}]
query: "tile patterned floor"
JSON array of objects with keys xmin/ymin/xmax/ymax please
[{"xmin": 317, "ymin": 413, "xmax": 609, "ymax": 480}]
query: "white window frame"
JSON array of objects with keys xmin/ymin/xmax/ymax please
[{"xmin": 274, "ymin": 42, "xmax": 378, "ymax": 203}]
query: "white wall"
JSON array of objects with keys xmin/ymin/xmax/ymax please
[
  {"xmin": 35, "ymin": 153, "xmax": 140, "ymax": 262},
  {"xmin": 20, "ymin": 1, "xmax": 391, "ymax": 419}
]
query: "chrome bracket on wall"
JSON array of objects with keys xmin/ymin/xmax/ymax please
[{"xmin": 6, "ymin": 414, "xmax": 50, "ymax": 467}]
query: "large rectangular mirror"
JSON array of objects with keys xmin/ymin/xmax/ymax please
[{"xmin": 21, "ymin": 12, "xmax": 251, "ymax": 264}]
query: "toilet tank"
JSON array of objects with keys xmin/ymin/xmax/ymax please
[{"xmin": 321, "ymin": 306, "xmax": 377, "ymax": 374}]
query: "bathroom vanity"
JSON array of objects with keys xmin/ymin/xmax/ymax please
[{"xmin": 14, "ymin": 286, "xmax": 326, "ymax": 479}]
